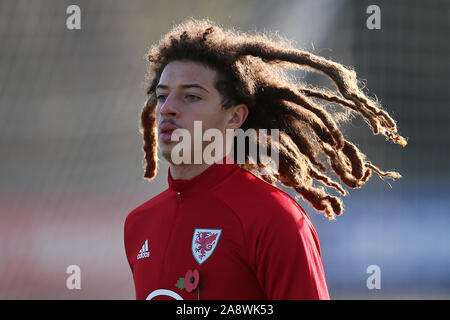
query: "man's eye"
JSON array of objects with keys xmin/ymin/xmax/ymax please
[
  {"xmin": 186, "ymin": 94, "xmax": 200, "ymax": 102},
  {"xmin": 157, "ymin": 95, "xmax": 167, "ymax": 102}
]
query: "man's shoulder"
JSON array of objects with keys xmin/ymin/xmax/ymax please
[
  {"xmin": 124, "ymin": 188, "xmax": 171, "ymax": 227},
  {"xmin": 213, "ymin": 167, "xmax": 320, "ymax": 255},
  {"xmin": 214, "ymin": 166, "xmax": 309, "ymax": 223}
]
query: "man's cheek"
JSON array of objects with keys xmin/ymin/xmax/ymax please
[{"xmin": 155, "ymin": 108, "xmax": 162, "ymax": 122}]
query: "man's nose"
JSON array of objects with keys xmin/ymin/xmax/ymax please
[{"xmin": 159, "ymin": 93, "xmax": 180, "ymax": 118}]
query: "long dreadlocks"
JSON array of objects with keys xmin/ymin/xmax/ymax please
[{"xmin": 140, "ymin": 18, "xmax": 407, "ymax": 220}]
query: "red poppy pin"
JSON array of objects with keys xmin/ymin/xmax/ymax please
[{"xmin": 175, "ymin": 269, "xmax": 200, "ymax": 299}]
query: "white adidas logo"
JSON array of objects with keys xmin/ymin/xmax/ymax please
[{"xmin": 137, "ymin": 240, "xmax": 150, "ymax": 260}]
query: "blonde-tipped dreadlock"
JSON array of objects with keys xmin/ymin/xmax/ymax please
[{"xmin": 140, "ymin": 18, "xmax": 407, "ymax": 220}]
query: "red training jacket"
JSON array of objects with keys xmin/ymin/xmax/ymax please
[{"xmin": 124, "ymin": 160, "xmax": 330, "ymax": 300}]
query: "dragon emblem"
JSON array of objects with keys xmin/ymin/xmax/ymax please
[{"xmin": 191, "ymin": 228, "xmax": 222, "ymax": 264}]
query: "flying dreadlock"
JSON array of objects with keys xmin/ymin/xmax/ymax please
[{"xmin": 140, "ymin": 18, "xmax": 408, "ymax": 220}]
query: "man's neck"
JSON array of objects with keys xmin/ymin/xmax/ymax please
[{"xmin": 169, "ymin": 162, "xmax": 213, "ymax": 180}]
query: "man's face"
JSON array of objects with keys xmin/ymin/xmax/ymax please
[{"xmin": 155, "ymin": 60, "xmax": 232, "ymax": 164}]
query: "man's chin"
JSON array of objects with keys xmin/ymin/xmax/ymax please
[
  {"xmin": 160, "ymin": 147, "xmax": 174, "ymax": 163},
  {"xmin": 160, "ymin": 146, "xmax": 195, "ymax": 166},
  {"xmin": 160, "ymin": 147, "xmax": 182, "ymax": 166}
]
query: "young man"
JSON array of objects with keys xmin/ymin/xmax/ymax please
[{"xmin": 124, "ymin": 19, "xmax": 406, "ymax": 300}]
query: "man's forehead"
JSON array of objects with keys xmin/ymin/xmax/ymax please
[{"xmin": 157, "ymin": 60, "xmax": 216, "ymax": 89}]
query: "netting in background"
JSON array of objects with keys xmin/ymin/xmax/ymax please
[
  {"xmin": 319, "ymin": 0, "xmax": 450, "ymax": 299},
  {"xmin": 352, "ymin": 0, "xmax": 450, "ymax": 177}
]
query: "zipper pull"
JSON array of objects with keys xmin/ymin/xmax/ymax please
[{"xmin": 177, "ymin": 191, "xmax": 182, "ymax": 201}]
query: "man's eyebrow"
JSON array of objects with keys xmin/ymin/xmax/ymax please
[{"xmin": 156, "ymin": 83, "xmax": 210, "ymax": 93}]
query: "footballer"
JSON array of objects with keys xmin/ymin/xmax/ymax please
[{"xmin": 124, "ymin": 19, "xmax": 407, "ymax": 300}]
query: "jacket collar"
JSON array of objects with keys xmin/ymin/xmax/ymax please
[{"xmin": 167, "ymin": 155, "xmax": 238, "ymax": 195}]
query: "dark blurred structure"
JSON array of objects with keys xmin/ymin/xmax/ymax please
[
  {"xmin": 315, "ymin": 0, "xmax": 450, "ymax": 299},
  {"xmin": 0, "ymin": 0, "xmax": 448, "ymax": 299},
  {"xmin": 352, "ymin": 0, "xmax": 449, "ymax": 177}
]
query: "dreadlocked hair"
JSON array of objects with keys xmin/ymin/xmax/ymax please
[{"xmin": 140, "ymin": 18, "xmax": 407, "ymax": 220}]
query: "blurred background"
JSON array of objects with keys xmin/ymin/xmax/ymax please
[{"xmin": 0, "ymin": 0, "xmax": 449, "ymax": 299}]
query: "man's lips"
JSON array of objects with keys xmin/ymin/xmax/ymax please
[{"xmin": 159, "ymin": 123, "xmax": 180, "ymax": 142}]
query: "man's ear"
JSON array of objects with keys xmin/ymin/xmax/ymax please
[{"xmin": 227, "ymin": 104, "xmax": 248, "ymax": 130}]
